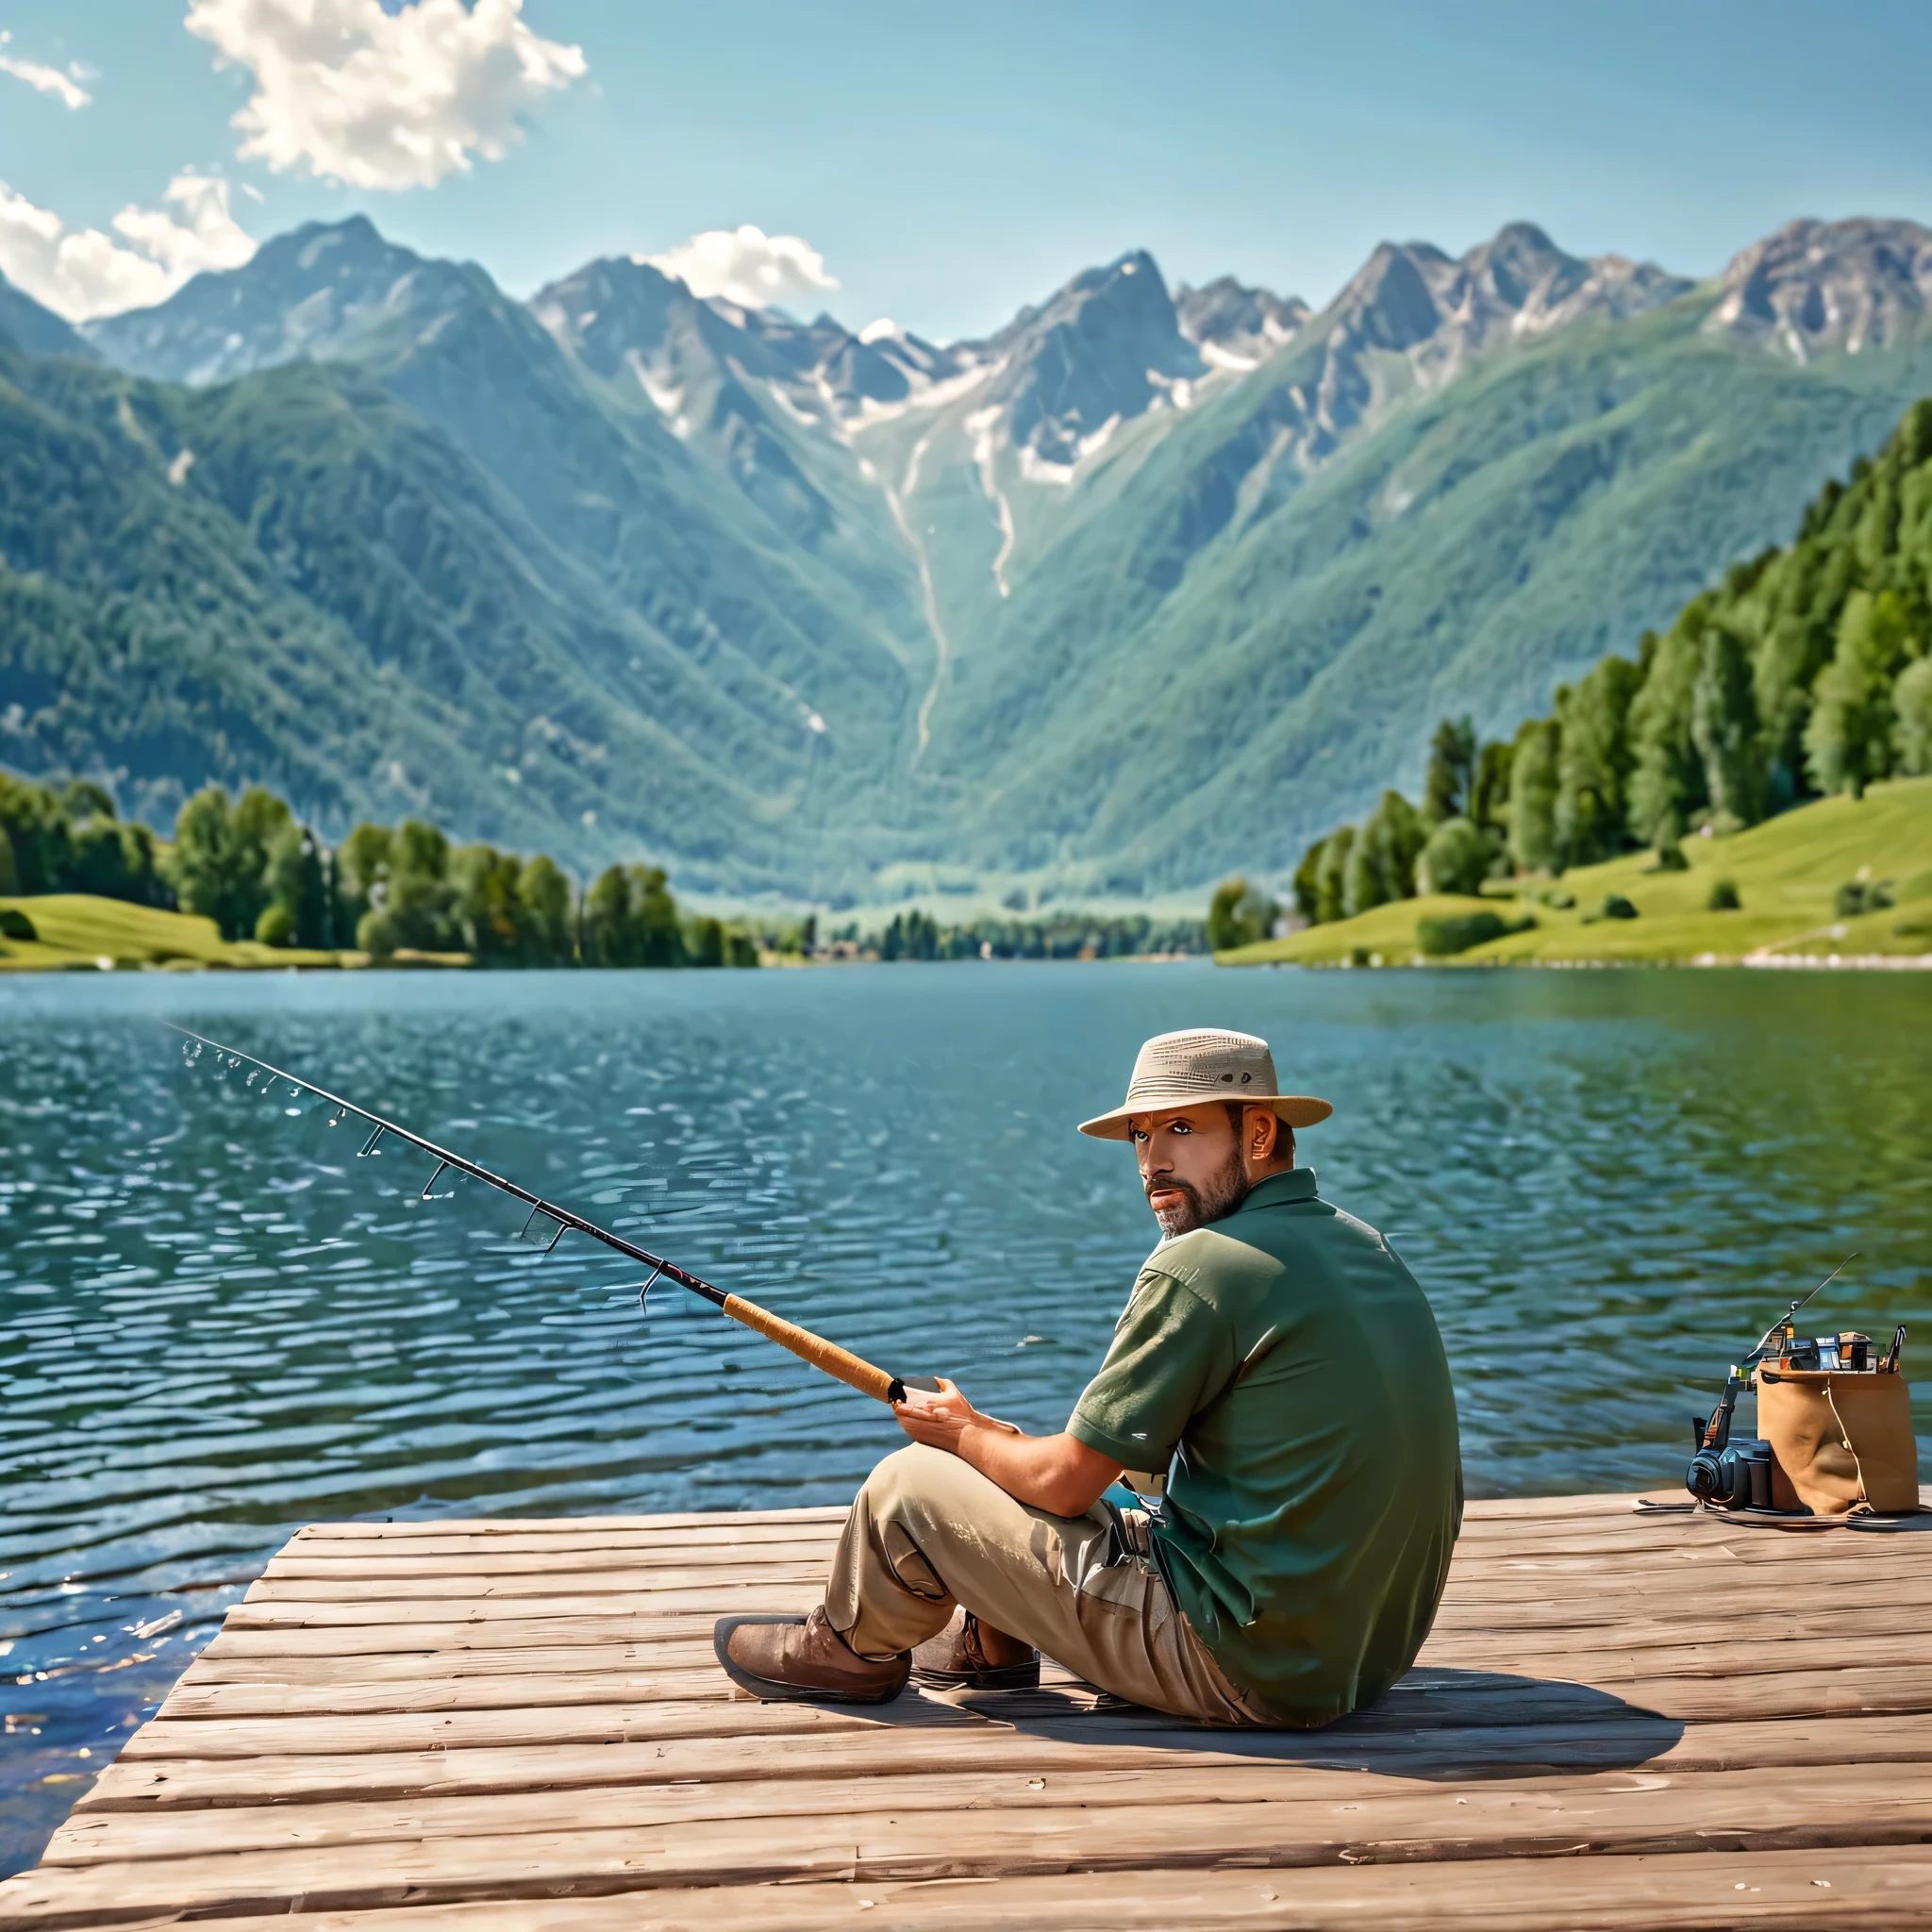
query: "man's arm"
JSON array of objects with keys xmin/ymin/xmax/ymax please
[{"xmin": 893, "ymin": 1381, "xmax": 1122, "ymax": 1518}]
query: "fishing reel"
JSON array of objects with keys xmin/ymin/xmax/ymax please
[{"xmin": 1684, "ymin": 1373, "xmax": 1774, "ymax": 1509}]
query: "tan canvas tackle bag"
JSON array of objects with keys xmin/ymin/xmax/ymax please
[{"xmin": 1756, "ymin": 1347, "xmax": 1919, "ymax": 1515}]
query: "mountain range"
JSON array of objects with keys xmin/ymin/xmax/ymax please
[{"xmin": 4, "ymin": 210, "xmax": 1931, "ymax": 899}]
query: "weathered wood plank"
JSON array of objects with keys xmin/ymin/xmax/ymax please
[
  {"xmin": 157, "ymin": 1667, "xmax": 737, "ymax": 1720},
  {"xmin": 227, "ymin": 1585, "xmax": 824, "ymax": 1620},
  {"xmin": 243, "ymin": 1568, "xmax": 830, "ymax": 1599},
  {"xmin": 176, "ymin": 1624, "xmax": 1932, "ymax": 1697},
  {"xmin": 148, "ymin": 1655, "xmax": 1932, "ymax": 1728},
  {"xmin": 282, "ymin": 1496, "xmax": 1627, "ymax": 1542},
  {"xmin": 236, "ymin": 1579, "xmax": 824, "ymax": 1611},
  {"xmin": 42, "ymin": 1757, "xmax": 1932, "ymax": 1870},
  {"xmin": 200, "ymin": 1576, "xmax": 1932, "ymax": 1657},
  {"xmin": 29, "ymin": 1846, "xmax": 1923, "ymax": 1932},
  {"xmin": 75, "ymin": 1713, "xmax": 1932, "ymax": 1815},
  {"xmin": 290, "ymin": 1523, "xmax": 846, "ymax": 1555},
  {"xmin": 117, "ymin": 1697, "xmax": 971, "ymax": 1760},
  {"xmin": 16, "ymin": 1763, "xmax": 1932, "ymax": 1923},
  {"xmin": 289, "ymin": 1509, "xmax": 851, "ymax": 1537},
  {"xmin": 231, "ymin": 1545, "xmax": 1932, "ymax": 1606},
  {"xmin": 273, "ymin": 1517, "xmax": 1814, "ymax": 1567},
  {"xmin": 272, "ymin": 1540, "xmax": 844, "ymax": 1574}
]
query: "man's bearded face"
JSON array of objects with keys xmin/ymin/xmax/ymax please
[{"xmin": 1132, "ymin": 1106, "xmax": 1252, "ymax": 1238}]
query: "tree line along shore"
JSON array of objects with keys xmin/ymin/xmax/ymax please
[
  {"xmin": 0, "ymin": 772, "xmax": 1207, "ymax": 973},
  {"xmin": 1209, "ymin": 397, "xmax": 1932, "ymax": 968}
]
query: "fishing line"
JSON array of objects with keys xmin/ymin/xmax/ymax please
[{"xmin": 163, "ymin": 1024, "xmax": 926, "ymax": 1407}]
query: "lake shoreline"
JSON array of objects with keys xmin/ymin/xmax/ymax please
[{"xmin": 1233, "ymin": 950, "xmax": 1932, "ymax": 972}]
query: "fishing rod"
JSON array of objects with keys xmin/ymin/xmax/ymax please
[
  {"xmin": 1747, "ymin": 1255, "xmax": 1857, "ymax": 1360},
  {"xmin": 164, "ymin": 1024, "xmax": 927, "ymax": 1408},
  {"xmin": 1692, "ymin": 1254, "xmax": 1858, "ymax": 1456}
]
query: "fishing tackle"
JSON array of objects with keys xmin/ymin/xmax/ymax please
[{"xmin": 165, "ymin": 1024, "xmax": 934, "ymax": 1408}]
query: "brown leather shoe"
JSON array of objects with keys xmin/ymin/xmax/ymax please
[
  {"xmin": 911, "ymin": 1608, "xmax": 1041, "ymax": 1690},
  {"xmin": 713, "ymin": 1607, "xmax": 909, "ymax": 1704}
]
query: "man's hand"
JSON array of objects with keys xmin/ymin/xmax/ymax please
[
  {"xmin": 893, "ymin": 1378, "xmax": 1123, "ymax": 1519},
  {"xmin": 891, "ymin": 1377, "xmax": 987, "ymax": 1454}
]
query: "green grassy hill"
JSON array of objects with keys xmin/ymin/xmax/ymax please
[
  {"xmin": 1221, "ymin": 777, "xmax": 1932, "ymax": 966},
  {"xmin": 0, "ymin": 893, "xmax": 484, "ymax": 971},
  {"xmin": 0, "ymin": 895, "xmax": 340, "ymax": 971}
]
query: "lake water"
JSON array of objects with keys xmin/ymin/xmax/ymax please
[{"xmin": 2, "ymin": 961, "xmax": 1928, "ymax": 1869}]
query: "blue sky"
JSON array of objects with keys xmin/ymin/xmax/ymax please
[{"xmin": 1, "ymin": 0, "xmax": 1929, "ymax": 337}]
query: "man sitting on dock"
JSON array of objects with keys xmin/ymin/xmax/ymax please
[{"xmin": 715, "ymin": 1027, "xmax": 1463, "ymax": 1726}]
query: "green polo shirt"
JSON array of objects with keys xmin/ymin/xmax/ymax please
[{"xmin": 1068, "ymin": 1168, "xmax": 1461, "ymax": 1727}]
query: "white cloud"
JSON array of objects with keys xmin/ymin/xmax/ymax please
[
  {"xmin": 185, "ymin": 0, "xmax": 586, "ymax": 192},
  {"xmin": 0, "ymin": 173, "xmax": 256, "ymax": 322},
  {"xmin": 0, "ymin": 32, "xmax": 93, "ymax": 109},
  {"xmin": 643, "ymin": 225, "xmax": 840, "ymax": 314},
  {"xmin": 112, "ymin": 173, "xmax": 258, "ymax": 279}
]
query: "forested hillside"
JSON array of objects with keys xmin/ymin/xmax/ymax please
[
  {"xmin": 0, "ymin": 229, "xmax": 932, "ymax": 896},
  {"xmin": 0, "ymin": 765, "xmax": 755, "ymax": 969},
  {"xmin": 7, "ymin": 214, "xmax": 1932, "ymax": 898},
  {"xmin": 1286, "ymin": 396, "xmax": 1932, "ymax": 924}
]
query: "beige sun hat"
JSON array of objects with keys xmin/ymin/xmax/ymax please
[{"xmin": 1077, "ymin": 1028, "xmax": 1333, "ymax": 1141}]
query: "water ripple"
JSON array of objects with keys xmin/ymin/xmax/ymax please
[{"xmin": 1, "ymin": 962, "xmax": 1928, "ymax": 1869}]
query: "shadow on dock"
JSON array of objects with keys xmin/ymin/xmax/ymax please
[{"xmin": 931, "ymin": 1667, "xmax": 1684, "ymax": 1779}]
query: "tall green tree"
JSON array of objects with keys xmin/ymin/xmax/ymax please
[
  {"xmin": 358, "ymin": 818, "xmax": 455, "ymax": 954},
  {"xmin": 0, "ymin": 774, "xmax": 72, "ymax": 895},
  {"xmin": 260, "ymin": 824, "xmax": 330, "ymax": 947},
  {"xmin": 1345, "ymin": 791, "xmax": 1425, "ymax": 915},
  {"xmin": 686, "ymin": 913, "xmax": 727, "ymax": 968},
  {"xmin": 1554, "ymin": 657, "xmax": 1640, "ymax": 866},
  {"xmin": 515, "ymin": 854, "xmax": 575, "ymax": 965},
  {"xmin": 1894, "ymin": 657, "xmax": 1932, "ymax": 775},
  {"xmin": 452, "ymin": 844, "xmax": 525, "ymax": 963},
  {"xmin": 1806, "ymin": 589, "xmax": 1913, "ymax": 797},
  {"xmin": 1206, "ymin": 878, "xmax": 1279, "ymax": 950},
  {"xmin": 168, "ymin": 785, "xmax": 291, "ymax": 941},
  {"xmin": 1690, "ymin": 625, "xmax": 1763, "ymax": 827},
  {"xmin": 1470, "ymin": 740, "xmax": 1513, "ymax": 836},
  {"xmin": 583, "ymin": 863, "xmax": 686, "ymax": 967},
  {"xmin": 1423, "ymin": 716, "xmax": 1477, "ymax": 826},
  {"xmin": 334, "ymin": 823, "xmax": 391, "ymax": 941},
  {"xmin": 1291, "ymin": 841, "xmax": 1324, "ymax": 924},
  {"xmin": 1415, "ymin": 816, "xmax": 1493, "ymax": 896},
  {"xmin": 1507, "ymin": 720, "xmax": 1560, "ymax": 874},
  {"xmin": 1313, "ymin": 826, "xmax": 1354, "ymax": 924},
  {"xmin": 1625, "ymin": 617, "xmax": 1707, "ymax": 845}
]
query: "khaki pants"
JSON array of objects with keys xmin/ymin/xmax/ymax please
[{"xmin": 824, "ymin": 1445, "xmax": 1262, "ymax": 1725}]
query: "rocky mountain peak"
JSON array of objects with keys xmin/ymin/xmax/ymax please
[
  {"xmin": 979, "ymin": 250, "xmax": 1203, "ymax": 468},
  {"xmin": 531, "ymin": 255, "xmax": 709, "ymax": 389},
  {"xmin": 80, "ymin": 216, "xmax": 454, "ymax": 385},
  {"xmin": 1709, "ymin": 217, "xmax": 1932, "ymax": 361},
  {"xmin": 1459, "ymin": 222, "xmax": 1590, "ymax": 313},
  {"xmin": 1335, "ymin": 242, "xmax": 1450, "ymax": 353},
  {"xmin": 1175, "ymin": 276, "xmax": 1310, "ymax": 369},
  {"xmin": 532, "ymin": 256, "xmax": 964, "ymax": 428}
]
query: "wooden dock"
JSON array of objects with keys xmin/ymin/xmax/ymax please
[{"xmin": 5, "ymin": 1490, "xmax": 1931, "ymax": 1929}]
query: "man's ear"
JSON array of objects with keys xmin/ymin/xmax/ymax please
[{"xmin": 1247, "ymin": 1105, "xmax": 1277, "ymax": 1163}]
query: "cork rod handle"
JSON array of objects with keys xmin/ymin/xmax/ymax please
[{"xmin": 721, "ymin": 1293, "xmax": 899, "ymax": 1405}]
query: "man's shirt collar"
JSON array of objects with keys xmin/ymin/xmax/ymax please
[{"xmin": 1238, "ymin": 1167, "xmax": 1319, "ymax": 1212}]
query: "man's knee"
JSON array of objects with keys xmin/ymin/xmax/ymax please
[{"xmin": 860, "ymin": 1442, "xmax": 968, "ymax": 1521}]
